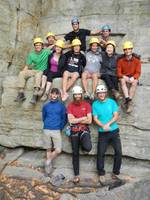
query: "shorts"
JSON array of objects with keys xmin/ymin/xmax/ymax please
[{"xmin": 44, "ymin": 129, "xmax": 62, "ymax": 151}]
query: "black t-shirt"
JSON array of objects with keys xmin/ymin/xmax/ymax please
[{"xmin": 64, "ymin": 29, "xmax": 91, "ymax": 51}]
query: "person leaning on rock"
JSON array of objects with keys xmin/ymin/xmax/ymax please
[
  {"xmin": 64, "ymin": 16, "xmax": 101, "ymax": 52},
  {"xmin": 67, "ymin": 86, "xmax": 92, "ymax": 183},
  {"xmin": 92, "ymin": 84, "xmax": 122, "ymax": 184},
  {"xmin": 117, "ymin": 41, "xmax": 141, "ymax": 113},
  {"xmin": 42, "ymin": 88, "xmax": 67, "ymax": 175},
  {"xmin": 15, "ymin": 37, "xmax": 52, "ymax": 104},
  {"xmin": 99, "ymin": 24, "xmax": 112, "ymax": 51},
  {"xmin": 44, "ymin": 32, "xmax": 56, "ymax": 50}
]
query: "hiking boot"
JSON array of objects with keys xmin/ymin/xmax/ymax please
[
  {"xmin": 73, "ymin": 176, "xmax": 80, "ymax": 184},
  {"xmin": 14, "ymin": 92, "xmax": 26, "ymax": 102},
  {"xmin": 44, "ymin": 160, "xmax": 53, "ymax": 175},
  {"xmin": 41, "ymin": 92, "xmax": 48, "ymax": 102},
  {"xmin": 38, "ymin": 88, "xmax": 45, "ymax": 97},
  {"xmin": 126, "ymin": 100, "xmax": 133, "ymax": 113},
  {"xmin": 99, "ymin": 175, "xmax": 106, "ymax": 184},
  {"xmin": 84, "ymin": 92, "xmax": 90, "ymax": 100},
  {"xmin": 111, "ymin": 173, "xmax": 121, "ymax": 180},
  {"xmin": 30, "ymin": 94, "xmax": 38, "ymax": 104}
]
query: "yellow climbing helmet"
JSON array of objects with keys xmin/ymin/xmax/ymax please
[
  {"xmin": 46, "ymin": 32, "xmax": 55, "ymax": 39},
  {"xmin": 55, "ymin": 40, "xmax": 65, "ymax": 49},
  {"xmin": 72, "ymin": 39, "xmax": 81, "ymax": 46},
  {"xmin": 106, "ymin": 40, "xmax": 116, "ymax": 48},
  {"xmin": 33, "ymin": 37, "xmax": 43, "ymax": 45},
  {"xmin": 123, "ymin": 41, "xmax": 133, "ymax": 49},
  {"xmin": 89, "ymin": 37, "xmax": 100, "ymax": 45}
]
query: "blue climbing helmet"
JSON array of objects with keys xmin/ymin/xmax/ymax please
[
  {"xmin": 71, "ymin": 16, "xmax": 79, "ymax": 24},
  {"xmin": 101, "ymin": 24, "xmax": 111, "ymax": 32}
]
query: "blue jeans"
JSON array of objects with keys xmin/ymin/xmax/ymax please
[{"xmin": 97, "ymin": 129, "xmax": 122, "ymax": 175}]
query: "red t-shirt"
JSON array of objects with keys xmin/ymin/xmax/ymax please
[
  {"xmin": 117, "ymin": 56, "xmax": 141, "ymax": 79},
  {"xmin": 67, "ymin": 100, "xmax": 92, "ymax": 118}
]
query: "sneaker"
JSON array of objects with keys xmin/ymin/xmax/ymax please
[
  {"xmin": 90, "ymin": 93, "xmax": 95, "ymax": 101},
  {"xmin": 111, "ymin": 173, "xmax": 121, "ymax": 180},
  {"xmin": 14, "ymin": 92, "xmax": 26, "ymax": 102},
  {"xmin": 99, "ymin": 175, "xmax": 106, "ymax": 184},
  {"xmin": 44, "ymin": 160, "xmax": 52, "ymax": 175},
  {"xmin": 41, "ymin": 93, "xmax": 48, "ymax": 102},
  {"xmin": 73, "ymin": 176, "xmax": 80, "ymax": 184},
  {"xmin": 84, "ymin": 92, "xmax": 90, "ymax": 100}
]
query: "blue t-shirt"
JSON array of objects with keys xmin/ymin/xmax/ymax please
[{"xmin": 92, "ymin": 98, "xmax": 119, "ymax": 132}]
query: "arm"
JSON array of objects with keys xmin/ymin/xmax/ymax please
[
  {"xmin": 68, "ymin": 114, "xmax": 87, "ymax": 124},
  {"xmin": 60, "ymin": 105, "xmax": 67, "ymax": 129},
  {"xmin": 117, "ymin": 60, "xmax": 123, "ymax": 78},
  {"xmin": 90, "ymin": 30, "xmax": 101, "ymax": 35},
  {"xmin": 80, "ymin": 113, "xmax": 92, "ymax": 124},
  {"xmin": 133, "ymin": 60, "xmax": 141, "ymax": 79},
  {"xmin": 42, "ymin": 106, "xmax": 46, "ymax": 122}
]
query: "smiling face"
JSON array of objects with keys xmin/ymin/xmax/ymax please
[
  {"xmin": 91, "ymin": 43, "xmax": 98, "ymax": 53},
  {"xmin": 123, "ymin": 48, "xmax": 133, "ymax": 57},
  {"xmin": 102, "ymin": 30, "xmax": 110, "ymax": 38},
  {"xmin": 34, "ymin": 42, "xmax": 43, "ymax": 52},
  {"xmin": 97, "ymin": 92, "xmax": 107, "ymax": 101},
  {"xmin": 55, "ymin": 46, "xmax": 62, "ymax": 54},
  {"xmin": 72, "ymin": 23, "xmax": 79, "ymax": 32},
  {"xmin": 73, "ymin": 93, "xmax": 82, "ymax": 102},
  {"xmin": 106, "ymin": 44, "xmax": 114, "ymax": 56},
  {"xmin": 73, "ymin": 45, "xmax": 80, "ymax": 53},
  {"xmin": 47, "ymin": 36, "xmax": 55, "ymax": 45},
  {"xmin": 49, "ymin": 92, "xmax": 59, "ymax": 101}
]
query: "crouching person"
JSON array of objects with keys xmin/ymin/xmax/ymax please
[
  {"xmin": 15, "ymin": 37, "xmax": 52, "ymax": 104},
  {"xmin": 67, "ymin": 86, "xmax": 92, "ymax": 183},
  {"xmin": 92, "ymin": 84, "xmax": 122, "ymax": 184},
  {"xmin": 42, "ymin": 88, "xmax": 67, "ymax": 175}
]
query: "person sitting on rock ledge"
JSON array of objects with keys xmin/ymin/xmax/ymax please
[
  {"xmin": 117, "ymin": 41, "xmax": 141, "ymax": 113},
  {"xmin": 67, "ymin": 86, "xmax": 92, "ymax": 183},
  {"xmin": 15, "ymin": 37, "xmax": 52, "ymax": 104},
  {"xmin": 92, "ymin": 84, "xmax": 122, "ymax": 184},
  {"xmin": 42, "ymin": 88, "xmax": 67, "ymax": 176}
]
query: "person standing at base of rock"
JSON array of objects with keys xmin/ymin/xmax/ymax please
[
  {"xmin": 67, "ymin": 86, "xmax": 92, "ymax": 183},
  {"xmin": 15, "ymin": 37, "xmax": 52, "ymax": 104},
  {"xmin": 117, "ymin": 41, "xmax": 141, "ymax": 113},
  {"xmin": 61, "ymin": 39, "xmax": 86, "ymax": 101},
  {"xmin": 100, "ymin": 40, "xmax": 122, "ymax": 103},
  {"xmin": 81, "ymin": 37, "xmax": 102, "ymax": 101},
  {"xmin": 92, "ymin": 84, "xmax": 122, "ymax": 184},
  {"xmin": 64, "ymin": 16, "xmax": 101, "ymax": 52},
  {"xmin": 42, "ymin": 88, "xmax": 67, "ymax": 175}
]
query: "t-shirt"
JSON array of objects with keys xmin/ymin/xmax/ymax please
[
  {"xmin": 67, "ymin": 100, "xmax": 92, "ymax": 125},
  {"xmin": 64, "ymin": 51, "xmax": 86, "ymax": 73},
  {"xmin": 92, "ymin": 98, "xmax": 119, "ymax": 132},
  {"xmin": 26, "ymin": 49, "xmax": 51, "ymax": 71},
  {"xmin": 64, "ymin": 29, "xmax": 91, "ymax": 51},
  {"xmin": 84, "ymin": 51, "xmax": 102, "ymax": 73},
  {"xmin": 50, "ymin": 56, "xmax": 58, "ymax": 72}
]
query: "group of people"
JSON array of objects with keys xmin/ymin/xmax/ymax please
[{"xmin": 14, "ymin": 16, "xmax": 141, "ymax": 183}]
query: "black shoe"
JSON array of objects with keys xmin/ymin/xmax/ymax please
[
  {"xmin": 30, "ymin": 95, "xmax": 38, "ymax": 104},
  {"xmin": 14, "ymin": 92, "xmax": 26, "ymax": 102}
]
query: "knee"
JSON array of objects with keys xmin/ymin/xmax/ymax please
[{"xmin": 55, "ymin": 148, "xmax": 62, "ymax": 154}]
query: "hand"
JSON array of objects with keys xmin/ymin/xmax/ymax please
[
  {"xmin": 103, "ymin": 123, "xmax": 111, "ymax": 131},
  {"xmin": 123, "ymin": 75, "xmax": 129, "ymax": 82},
  {"xmin": 129, "ymin": 77, "xmax": 135, "ymax": 83}
]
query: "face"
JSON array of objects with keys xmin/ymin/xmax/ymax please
[
  {"xmin": 73, "ymin": 93, "xmax": 82, "ymax": 101},
  {"xmin": 102, "ymin": 30, "xmax": 110, "ymax": 38},
  {"xmin": 97, "ymin": 92, "xmax": 107, "ymax": 101},
  {"xmin": 47, "ymin": 36, "xmax": 55, "ymax": 44},
  {"xmin": 91, "ymin": 43, "xmax": 98, "ymax": 52},
  {"xmin": 106, "ymin": 44, "xmax": 114, "ymax": 55},
  {"xmin": 73, "ymin": 45, "xmax": 80, "ymax": 53},
  {"xmin": 123, "ymin": 48, "xmax": 133, "ymax": 56},
  {"xmin": 72, "ymin": 23, "xmax": 79, "ymax": 31},
  {"xmin": 49, "ymin": 92, "xmax": 59, "ymax": 101},
  {"xmin": 34, "ymin": 43, "xmax": 43, "ymax": 52},
  {"xmin": 55, "ymin": 46, "xmax": 62, "ymax": 54}
]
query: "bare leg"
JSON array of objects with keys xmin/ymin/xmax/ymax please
[
  {"xmin": 45, "ymin": 82, "xmax": 52, "ymax": 94},
  {"xmin": 129, "ymin": 79, "xmax": 138, "ymax": 99},
  {"xmin": 47, "ymin": 148, "xmax": 61, "ymax": 161},
  {"xmin": 41, "ymin": 75, "xmax": 47, "ymax": 89},
  {"xmin": 82, "ymin": 72, "xmax": 89, "ymax": 93},
  {"xmin": 62, "ymin": 71, "xmax": 70, "ymax": 94},
  {"xmin": 66, "ymin": 72, "xmax": 79, "ymax": 91},
  {"xmin": 92, "ymin": 73, "xmax": 99, "ymax": 94},
  {"xmin": 120, "ymin": 78, "xmax": 129, "ymax": 98}
]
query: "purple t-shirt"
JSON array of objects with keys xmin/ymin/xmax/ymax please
[{"xmin": 50, "ymin": 56, "xmax": 58, "ymax": 72}]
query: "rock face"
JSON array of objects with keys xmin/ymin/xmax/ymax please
[{"xmin": 0, "ymin": 1, "xmax": 150, "ymax": 198}]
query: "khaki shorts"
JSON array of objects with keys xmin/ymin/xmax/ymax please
[{"xmin": 44, "ymin": 129, "xmax": 62, "ymax": 151}]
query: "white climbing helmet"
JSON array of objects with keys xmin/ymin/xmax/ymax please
[
  {"xmin": 96, "ymin": 85, "xmax": 107, "ymax": 93},
  {"xmin": 72, "ymin": 86, "xmax": 83, "ymax": 94}
]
